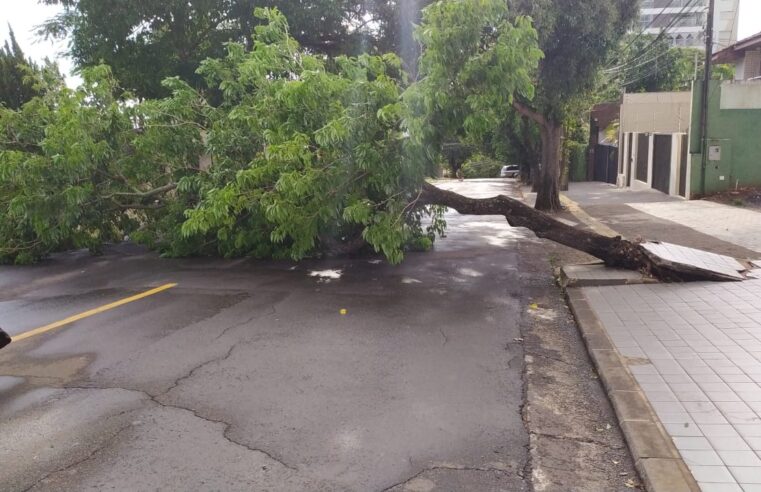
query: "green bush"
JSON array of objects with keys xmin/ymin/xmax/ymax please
[
  {"xmin": 461, "ymin": 153, "xmax": 504, "ymax": 179},
  {"xmin": 567, "ymin": 141, "xmax": 588, "ymax": 182}
]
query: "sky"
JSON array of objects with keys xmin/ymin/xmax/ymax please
[{"xmin": 2, "ymin": 0, "xmax": 761, "ymax": 88}]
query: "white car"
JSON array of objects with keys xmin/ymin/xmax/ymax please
[{"xmin": 500, "ymin": 165, "xmax": 520, "ymax": 178}]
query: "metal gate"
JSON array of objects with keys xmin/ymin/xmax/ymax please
[
  {"xmin": 593, "ymin": 144, "xmax": 618, "ymax": 184},
  {"xmin": 636, "ymin": 135, "xmax": 649, "ymax": 182},
  {"xmin": 652, "ymin": 135, "xmax": 672, "ymax": 195}
]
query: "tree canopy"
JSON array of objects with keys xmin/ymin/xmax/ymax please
[
  {"xmin": 0, "ymin": 26, "xmax": 59, "ymax": 109},
  {"xmin": 40, "ymin": 0, "xmax": 433, "ymax": 98},
  {"xmin": 505, "ymin": 0, "xmax": 639, "ymax": 211}
]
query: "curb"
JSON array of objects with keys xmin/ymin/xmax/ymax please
[{"xmin": 565, "ymin": 287, "xmax": 699, "ymax": 492}]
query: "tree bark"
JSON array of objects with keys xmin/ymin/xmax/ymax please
[
  {"xmin": 419, "ymin": 182, "xmax": 738, "ymax": 282},
  {"xmin": 535, "ymin": 121, "xmax": 563, "ymax": 212},
  {"xmin": 512, "ymin": 101, "xmax": 563, "ymax": 212}
]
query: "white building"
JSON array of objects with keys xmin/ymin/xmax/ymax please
[{"xmin": 640, "ymin": 0, "xmax": 739, "ymax": 50}]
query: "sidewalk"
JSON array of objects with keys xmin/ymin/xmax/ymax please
[
  {"xmin": 562, "ymin": 183, "xmax": 761, "ymax": 492},
  {"xmin": 563, "ymin": 182, "xmax": 760, "ymax": 259}
]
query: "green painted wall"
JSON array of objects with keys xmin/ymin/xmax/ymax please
[{"xmin": 690, "ymin": 80, "xmax": 761, "ymax": 196}]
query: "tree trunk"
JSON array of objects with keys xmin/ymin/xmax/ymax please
[
  {"xmin": 535, "ymin": 121, "xmax": 563, "ymax": 212},
  {"xmin": 419, "ymin": 182, "xmax": 737, "ymax": 282},
  {"xmin": 511, "ymin": 101, "xmax": 562, "ymax": 212}
]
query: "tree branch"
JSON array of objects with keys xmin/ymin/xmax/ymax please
[
  {"xmin": 107, "ymin": 182, "xmax": 177, "ymax": 200},
  {"xmin": 512, "ymin": 100, "xmax": 547, "ymax": 128}
]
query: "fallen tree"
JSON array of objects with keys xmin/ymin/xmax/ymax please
[
  {"xmin": 0, "ymin": 7, "xmax": 743, "ymax": 282},
  {"xmin": 419, "ymin": 182, "xmax": 740, "ymax": 282}
]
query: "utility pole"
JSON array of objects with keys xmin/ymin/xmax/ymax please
[{"xmin": 699, "ymin": 0, "xmax": 715, "ymax": 196}]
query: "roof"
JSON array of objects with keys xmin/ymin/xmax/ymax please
[{"xmin": 714, "ymin": 31, "xmax": 761, "ymax": 64}]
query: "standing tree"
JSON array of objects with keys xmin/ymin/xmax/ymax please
[
  {"xmin": 506, "ymin": 0, "xmax": 639, "ymax": 211},
  {"xmin": 39, "ymin": 0, "xmax": 431, "ymax": 99},
  {"xmin": 0, "ymin": 26, "xmax": 48, "ymax": 109}
]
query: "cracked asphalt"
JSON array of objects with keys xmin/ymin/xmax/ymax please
[{"xmin": 0, "ymin": 179, "xmax": 636, "ymax": 491}]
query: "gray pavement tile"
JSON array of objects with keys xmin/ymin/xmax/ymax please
[
  {"xmin": 706, "ymin": 392, "xmax": 743, "ymax": 402},
  {"xmin": 701, "ymin": 383, "xmax": 734, "ymax": 392},
  {"xmin": 634, "ymin": 373, "xmax": 666, "ymax": 383},
  {"xmin": 629, "ymin": 364, "xmax": 659, "ymax": 375},
  {"xmin": 730, "ymin": 384, "xmax": 761, "ymax": 393},
  {"xmin": 702, "ymin": 425, "xmax": 744, "ymax": 437},
  {"xmin": 729, "ymin": 466, "xmax": 761, "ymax": 483},
  {"xmin": 664, "ymin": 421, "xmax": 703, "ymax": 437},
  {"xmin": 657, "ymin": 411, "xmax": 694, "ymax": 423},
  {"xmin": 620, "ymin": 346, "xmax": 647, "ymax": 358},
  {"xmin": 677, "ymin": 390, "xmax": 712, "ymax": 402},
  {"xmin": 665, "ymin": 373, "xmax": 703, "ymax": 384},
  {"xmin": 646, "ymin": 390, "xmax": 680, "ymax": 402},
  {"xmin": 725, "ymin": 413, "xmax": 761, "ymax": 425},
  {"xmin": 640, "ymin": 382, "xmax": 672, "ymax": 393},
  {"xmin": 723, "ymin": 375, "xmax": 755, "ymax": 384},
  {"xmin": 690, "ymin": 465, "xmax": 741, "ymax": 483},
  {"xmin": 707, "ymin": 436, "xmax": 752, "ymax": 452},
  {"xmin": 690, "ymin": 411, "xmax": 730, "ymax": 425},
  {"xmin": 699, "ymin": 484, "xmax": 744, "ymax": 492},
  {"xmin": 715, "ymin": 402, "xmax": 755, "ymax": 414},
  {"xmin": 745, "ymin": 437, "xmax": 761, "ymax": 451},
  {"xmin": 717, "ymin": 451, "xmax": 761, "ymax": 467},
  {"xmin": 651, "ymin": 400, "xmax": 687, "ymax": 415},
  {"xmin": 685, "ymin": 402, "xmax": 720, "ymax": 413},
  {"xmin": 738, "ymin": 392, "xmax": 761, "ymax": 402},
  {"xmin": 736, "ymin": 425, "xmax": 761, "ymax": 438},
  {"xmin": 674, "ymin": 436, "xmax": 714, "ymax": 450},
  {"xmin": 681, "ymin": 449, "xmax": 724, "ymax": 466},
  {"xmin": 740, "ymin": 484, "xmax": 761, "ymax": 491}
]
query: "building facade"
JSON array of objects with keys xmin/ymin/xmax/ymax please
[
  {"xmin": 640, "ymin": 0, "xmax": 739, "ymax": 50},
  {"xmin": 617, "ymin": 92, "xmax": 693, "ymax": 197},
  {"xmin": 714, "ymin": 31, "xmax": 761, "ymax": 81},
  {"xmin": 689, "ymin": 79, "xmax": 761, "ymax": 196}
]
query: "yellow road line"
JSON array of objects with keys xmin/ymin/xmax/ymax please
[
  {"xmin": 12, "ymin": 283, "xmax": 177, "ymax": 342},
  {"xmin": 560, "ymin": 194, "xmax": 620, "ymax": 238}
]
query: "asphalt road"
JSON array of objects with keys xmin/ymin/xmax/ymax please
[{"xmin": 0, "ymin": 180, "xmax": 539, "ymax": 491}]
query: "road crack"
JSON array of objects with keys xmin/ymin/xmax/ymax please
[
  {"xmin": 438, "ymin": 328, "xmax": 448, "ymax": 346},
  {"xmin": 21, "ymin": 411, "xmax": 137, "ymax": 492},
  {"xmin": 58, "ymin": 384, "xmax": 298, "ymax": 473}
]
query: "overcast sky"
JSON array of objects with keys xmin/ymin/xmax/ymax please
[{"xmin": 2, "ymin": 0, "xmax": 761, "ymax": 88}]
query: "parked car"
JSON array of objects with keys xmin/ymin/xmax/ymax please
[{"xmin": 500, "ymin": 165, "xmax": 520, "ymax": 178}]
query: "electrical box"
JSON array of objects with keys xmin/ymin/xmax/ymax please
[{"xmin": 709, "ymin": 145, "xmax": 722, "ymax": 161}]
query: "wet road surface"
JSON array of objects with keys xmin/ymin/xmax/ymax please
[{"xmin": 0, "ymin": 180, "xmax": 534, "ymax": 491}]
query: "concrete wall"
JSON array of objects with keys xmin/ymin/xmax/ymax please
[
  {"xmin": 690, "ymin": 80, "xmax": 761, "ymax": 195},
  {"xmin": 620, "ymin": 92, "xmax": 693, "ymax": 134}
]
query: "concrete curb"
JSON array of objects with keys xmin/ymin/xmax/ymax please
[{"xmin": 565, "ymin": 287, "xmax": 700, "ymax": 492}]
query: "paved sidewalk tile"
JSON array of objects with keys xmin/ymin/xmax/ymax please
[
  {"xmin": 630, "ymin": 201, "xmax": 761, "ymax": 254},
  {"xmin": 584, "ymin": 278, "xmax": 761, "ymax": 490}
]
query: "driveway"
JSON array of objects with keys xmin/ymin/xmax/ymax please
[{"xmin": 0, "ymin": 180, "xmax": 532, "ymax": 491}]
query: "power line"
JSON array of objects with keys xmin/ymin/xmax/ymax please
[
  {"xmin": 606, "ymin": 0, "xmax": 701, "ymax": 73},
  {"xmin": 619, "ymin": 0, "xmax": 679, "ymax": 55}
]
